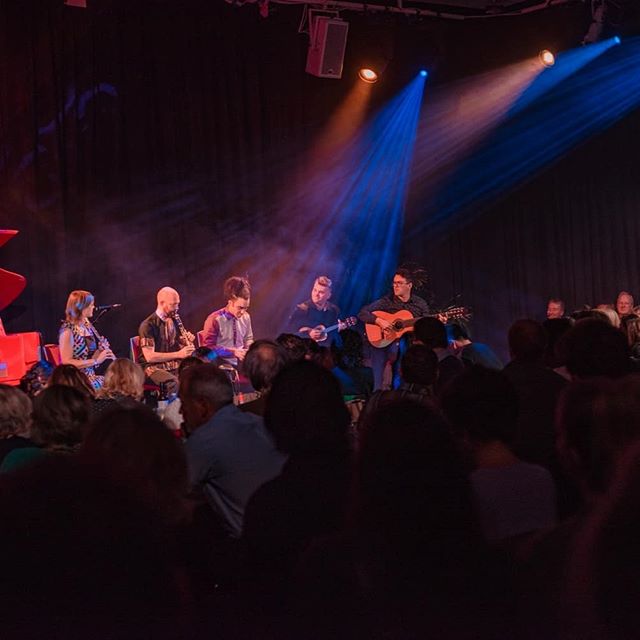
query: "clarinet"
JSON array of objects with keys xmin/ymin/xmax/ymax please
[
  {"xmin": 173, "ymin": 312, "xmax": 195, "ymax": 347},
  {"xmin": 87, "ymin": 321, "xmax": 115, "ymax": 361}
]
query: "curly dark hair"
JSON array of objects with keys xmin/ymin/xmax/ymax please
[{"xmin": 223, "ymin": 276, "xmax": 250, "ymax": 300}]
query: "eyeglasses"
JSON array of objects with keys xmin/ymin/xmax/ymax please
[{"xmin": 392, "ymin": 280, "xmax": 409, "ymax": 286}]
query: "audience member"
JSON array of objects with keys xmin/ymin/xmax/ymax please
[
  {"xmin": 546, "ymin": 298, "xmax": 565, "ymax": 320},
  {"xmin": 561, "ymin": 318, "xmax": 630, "ymax": 379},
  {"xmin": 442, "ymin": 367, "xmax": 556, "ymax": 543},
  {"xmin": 1, "ymin": 385, "xmax": 90, "ymax": 472},
  {"xmin": 330, "ymin": 329, "xmax": 374, "ymax": 398},
  {"xmin": 615, "ymin": 290, "xmax": 634, "ymax": 317},
  {"xmin": 594, "ymin": 304, "xmax": 621, "ymax": 328},
  {"xmin": 243, "ymin": 361, "xmax": 352, "ymax": 603},
  {"xmin": 519, "ymin": 375, "xmax": 640, "ymax": 638},
  {"xmin": 275, "ymin": 333, "xmax": 308, "ymax": 363},
  {"xmin": 413, "ymin": 316, "xmax": 464, "ymax": 392},
  {"xmin": 82, "ymin": 405, "xmax": 191, "ymax": 526},
  {"xmin": 92, "ymin": 358, "xmax": 145, "ymax": 415},
  {"xmin": 0, "ymin": 456, "xmax": 185, "ymax": 637},
  {"xmin": 503, "ymin": 319, "xmax": 567, "ymax": 472},
  {"xmin": 18, "ymin": 360, "xmax": 53, "ymax": 397},
  {"xmin": 449, "ymin": 322, "xmax": 503, "ymax": 370},
  {"xmin": 50, "ymin": 363, "xmax": 96, "ymax": 398},
  {"xmin": 240, "ymin": 339, "xmax": 288, "ymax": 416},
  {"xmin": 180, "ymin": 364, "xmax": 285, "ymax": 538},
  {"xmin": 161, "ymin": 355, "xmax": 211, "ymax": 432},
  {"xmin": 293, "ymin": 400, "xmax": 513, "ymax": 639},
  {"xmin": 0, "ymin": 385, "xmax": 35, "ymax": 466},
  {"xmin": 542, "ymin": 317, "xmax": 573, "ymax": 370},
  {"xmin": 563, "ymin": 438, "xmax": 640, "ymax": 639},
  {"xmin": 356, "ymin": 344, "xmax": 439, "ymax": 444}
]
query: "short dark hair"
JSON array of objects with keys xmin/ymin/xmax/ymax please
[
  {"xmin": 275, "ymin": 333, "xmax": 307, "ymax": 363},
  {"xmin": 265, "ymin": 361, "xmax": 350, "ymax": 455},
  {"xmin": 83, "ymin": 405, "xmax": 190, "ymax": 525},
  {"xmin": 179, "ymin": 363, "xmax": 233, "ymax": 408},
  {"xmin": 414, "ymin": 317, "xmax": 448, "ymax": 349},
  {"xmin": 442, "ymin": 366, "xmax": 518, "ymax": 444},
  {"xmin": 508, "ymin": 319, "xmax": 547, "ymax": 361},
  {"xmin": 400, "ymin": 345, "xmax": 438, "ymax": 386},
  {"xmin": 563, "ymin": 319, "xmax": 630, "ymax": 379},
  {"xmin": 31, "ymin": 385, "xmax": 91, "ymax": 448},
  {"xmin": 224, "ymin": 276, "xmax": 250, "ymax": 300},
  {"xmin": 50, "ymin": 364, "xmax": 96, "ymax": 398},
  {"xmin": 557, "ymin": 375, "xmax": 640, "ymax": 492},
  {"xmin": 243, "ymin": 340, "xmax": 287, "ymax": 393}
]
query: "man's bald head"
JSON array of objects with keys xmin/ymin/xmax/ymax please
[{"xmin": 157, "ymin": 287, "xmax": 180, "ymax": 315}]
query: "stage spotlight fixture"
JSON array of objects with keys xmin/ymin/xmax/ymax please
[
  {"xmin": 539, "ymin": 50, "xmax": 555, "ymax": 67},
  {"xmin": 613, "ymin": 36, "xmax": 621, "ymax": 44},
  {"xmin": 419, "ymin": 70, "xmax": 428, "ymax": 77},
  {"xmin": 359, "ymin": 68, "xmax": 378, "ymax": 83}
]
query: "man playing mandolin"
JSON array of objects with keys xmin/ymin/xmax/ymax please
[
  {"xmin": 358, "ymin": 267, "xmax": 433, "ymax": 390},
  {"xmin": 287, "ymin": 276, "xmax": 347, "ymax": 345}
]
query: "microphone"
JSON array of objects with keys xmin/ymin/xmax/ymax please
[{"xmin": 96, "ymin": 303, "xmax": 122, "ymax": 311}]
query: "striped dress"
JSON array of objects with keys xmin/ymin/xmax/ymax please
[{"xmin": 59, "ymin": 321, "xmax": 104, "ymax": 390}]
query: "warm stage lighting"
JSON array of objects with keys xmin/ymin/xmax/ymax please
[
  {"xmin": 539, "ymin": 50, "xmax": 555, "ymax": 67},
  {"xmin": 420, "ymin": 70, "xmax": 428, "ymax": 77},
  {"xmin": 359, "ymin": 68, "xmax": 378, "ymax": 83}
]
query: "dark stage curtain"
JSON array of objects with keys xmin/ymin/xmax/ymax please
[{"xmin": 1, "ymin": 0, "xmax": 639, "ymax": 361}]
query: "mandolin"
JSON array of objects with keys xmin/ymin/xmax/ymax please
[
  {"xmin": 365, "ymin": 307, "xmax": 472, "ymax": 348},
  {"xmin": 298, "ymin": 316, "xmax": 357, "ymax": 343}
]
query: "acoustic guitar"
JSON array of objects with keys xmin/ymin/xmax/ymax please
[
  {"xmin": 365, "ymin": 307, "xmax": 472, "ymax": 348},
  {"xmin": 299, "ymin": 316, "xmax": 357, "ymax": 343}
]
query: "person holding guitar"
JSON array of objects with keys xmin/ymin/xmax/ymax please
[
  {"xmin": 287, "ymin": 276, "xmax": 351, "ymax": 345},
  {"xmin": 358, "ymin": 268, "xmax": 433, "ymax": 390}
]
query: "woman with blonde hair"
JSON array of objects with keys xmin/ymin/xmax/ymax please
[
  {"xmin": 93, "ymin": 358, "xmax": 145, "ymax": 415},
  {"xmin": 58, "ymin": 290, "xmax": 114, "ymax": 390}
]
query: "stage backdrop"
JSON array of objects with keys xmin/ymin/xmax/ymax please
[{"xmin": 1, "ymin": 0, "xmax": 639, "ymax": 361}]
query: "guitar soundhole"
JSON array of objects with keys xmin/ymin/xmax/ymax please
[{"xmin": 392, "ymin": 321, "xmax": 403, "ymax": 330}]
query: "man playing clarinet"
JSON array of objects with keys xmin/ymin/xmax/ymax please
[{"xmin": 138, "ymin": 286, "xmax": 195, "ymax": 396}]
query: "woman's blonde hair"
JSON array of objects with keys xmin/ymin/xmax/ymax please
[
  {"xmin": 65, "ymin": 290, "xmax": 94, "ymax": 324},
  {"xmin": 99, "ymin": 359, "xmax": 145, "ymax": 400},
  {"xmin": 0, "ymin": 384, "xmax": 33, "ymax": 438}
]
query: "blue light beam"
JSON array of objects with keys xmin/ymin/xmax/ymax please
[{"xmin": 408, "ymin": 37, "xmax": 640, "ymax": 238}]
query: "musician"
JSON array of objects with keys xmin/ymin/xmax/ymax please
[
  {"xmin": 59, "ymin": 290, "xmax": 115, "ymax": 391},
  {"xmin": 358, "ymin": 268, "xmax": 431, "ymax": 390},
  {"xmin": 138, "ymin": 286, "xmax": 195, "ymax": 395},
  {"xmin": 201, "ymin": 276, "xmax": 254, "ymax": 367},
  {"xmin": 286, "ymin": 275, "xmax": 344, "ymax": 344}
]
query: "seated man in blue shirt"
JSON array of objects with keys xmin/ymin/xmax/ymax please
[{"xmin": 180, "ymin": 363, "xmax": 285, "ymax": 538}]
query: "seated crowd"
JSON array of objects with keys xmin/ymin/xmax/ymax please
[{"xmin": 3, "ymin": 294, "xmax": 640, "ymax": 638}]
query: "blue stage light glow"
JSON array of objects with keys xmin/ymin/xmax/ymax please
[
  {"xmin": 614, "ymin": 36, "xmax": 621, "ymax": 45},
  {"xmin": 228, "ymin": 73, "xmax": 428, "ymax": 333},
  {"xmin": 336, "ymin": 73, "xmax": 428, "ymax": 312},
  {"xmin": 407, "ymin": 37, "xmax": 640, "ymax": 238},
  {"xmin": 420, "ymin": 70, "xmax": 428, "ymax": 77}
]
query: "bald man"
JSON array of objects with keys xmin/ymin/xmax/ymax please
[{"xmin": 137, "ymin": 286, "xmax": 195, "ymax": 396}]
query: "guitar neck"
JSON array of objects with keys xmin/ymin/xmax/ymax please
[{"xmin": 322, "ymin": 323, "xmax": 341, "ymax": 334}]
